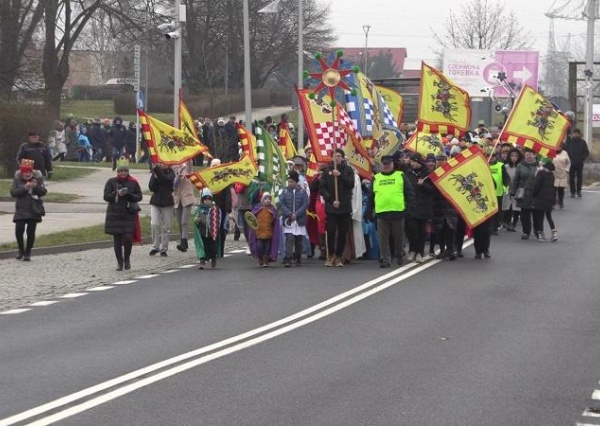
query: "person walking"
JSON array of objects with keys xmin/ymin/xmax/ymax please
[
  {"xmin": 405, "ymin": 153, "xmax": 435, "ymax": 263},
  {"xmin": 16, "ymin": 132, "xmax": 53, "ymax": 179},
  {"xmin": 564, "ymin": 128, "xmax": 589, "ymax": 198},
  {"xmin": 103, "ymin": 159, "xmax": 143, "ymax": 270},
  {"xmin": 503, "ymin": 148, "xmax": 522, "ymax": 231},
  {"xmin": 367, "ymin": 155, "xmax": 414, "ymax": 268},
  {"xmin": 552, "ymin": 148, "xmax": 570, "ymax": 209},
  {"xmin": 11, "ymin": 159, "xmax": 47, "ymax": 261},
  {"xmin": 173, "ymin": 162, "xmax": 196, "ymax": 253},
  {"xmin": 319, "ymin": 149, "xmax": 355, "ymax": 267},
  {"xmin": 148, "ymin": 162, "xmax": 175, "ymax": 256},
  {"xmin": 510, "ymin": 148, "xmax": 538, "ymax": 240},
  {"xmin": 532, "ymin": 159, "xmax": 558, "ymax": 242},
  {"xmin": 280, "ymin": 170, "xmax": 309, "ymax": 267},
  {"xmin": 488, "ymin": 150, "xmax": 510, "ymax": 234},
  {"xmin": 431, "ymin": 154, "xmax": 459, "ymax": 260},
  {"xmin": 194, "ymin": 188, "xmax": 221, "ymax": 269},
  {"xmin": 248, "ymin": 192, "xmax": 281, "ymax": 267}
]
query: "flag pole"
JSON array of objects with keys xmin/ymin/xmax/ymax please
[{"xmin": 332, "ymin": 104, "xmax": 339, "ymax": 202}]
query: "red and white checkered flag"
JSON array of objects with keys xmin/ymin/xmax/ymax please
[
  {"xmin": 337, "ymin": 105, "xmax": 362, "ymax": 143},
  {"xmin": 314, "ymin": 121, "xmax": 345, "ymax": 157}
]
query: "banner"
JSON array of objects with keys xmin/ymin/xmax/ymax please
[
  {"xmin": 278, "ymin": 122, "xmax": 298, "ymax": 159},
  {"xmin": 187, "ymin": 155, "xmax": 257, "ymax": 194},
  {"xmin": 255, "ymin": 124, "xmax": 286, "ymax": 185},
  {"xmin": 417, "ymin": 62, "xmax": 471, "ymax": 137},
  {"xmin": 376, "ymin": 84, "xmax": 404, "ymax": 126},
  {"xmin": 138, "ymin": 109, "xmax": 207, "ymax": 165},
  {"xmin": 429, "ymin": 146, "xmax": 498, "ymax": 228},
  {"xmin": 343, "ymin": 142, "xmax": 373, "ymax": 180},
  {"xmin": 237, "ymin": 124, "xmax": 257, "ymax": 163},
  {"xmin": 499, "ymin": 85, "xmax": 570, "ymax": 157}
]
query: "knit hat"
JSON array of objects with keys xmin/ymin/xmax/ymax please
[
  {"xmin": 410, "ymin": 153, "xmax": 424, "ymax": 163},
  {"xmin": 288, "ymin": 170, "xmax": 300, "ymax": 183},
  {"xmin": 116, "ymin": 157, "xmax": 129, "ymax": 171},
  {"xmin": 210, "ymin": 158, "xmax": 221, "ymax": 167},
  {"xmin": 201, "ymin": 187, "xmax": 213, "ymax": 200},
  {"xmin": 261, "ymin": 192, "xmax": 272, "ymax": 202},
  {"xmin": 19, "ymin": 159, "xmax": 34, "ymax": 173},
  {"xmin": 425, "ymin": 153, "xmax": 436, "ymax": 162}
]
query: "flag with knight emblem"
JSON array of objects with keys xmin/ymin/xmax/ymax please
[
  {"xmin": 417, "ymin": 62, "xmax": 471, "ymax": 137},
  {"xmin": 499, "ymin": 85, "xmax": 570, "ymax": 157},
  {"xmin": 405, "ymin": 130, "xmax": 445, "ymax": 157},
  {"xmin": 138, "ymin": 109, "xmax": 207, "ymax": 165},
  {"xmin": 428, "ymin": 146, "xmax": 498, "ymax": 228},
  {"xmin": 187, "ymin": 155, "xmax": 257, "ymax": 195}
]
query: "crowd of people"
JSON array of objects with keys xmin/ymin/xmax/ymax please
[{"xmin": 10, "ymin": 115, "xmax": 590, "ymax": 271}]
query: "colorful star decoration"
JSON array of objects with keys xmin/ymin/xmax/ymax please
[{"xmin": 304, "ymin": 50, "xmax": 359, "ymax": 107}]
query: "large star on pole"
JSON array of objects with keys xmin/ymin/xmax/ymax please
[{"xmin": 304, "ymin": 50, "xmax": 358, "ymax": 105}]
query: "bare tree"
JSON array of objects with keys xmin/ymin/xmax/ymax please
[
  {"xmin": 182, "ymin": 0, "xmax": 335, "ymax": 92},
  {"xmin": 432, "ymin": 0, "xmax": 533, "ymax": 52},
  {"xmin": 0, "ymin": 0, "xmax": 44, "ymax": 97}
]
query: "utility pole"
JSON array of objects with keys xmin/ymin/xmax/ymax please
[
  {"xmin": 362, "ymin": 25, "xmax": 371, "ymax": 75},
  {"xmin": 243, "ymin": 0, "xmax": 252, "ymax": 127},
  {"xmin": 584, "ymin": 0, "xmax": 597, "ymax": 147},
  {"xmin": 297, "ymin": 0, "xmax": 304, "ymax": 150},
  {"xmin": 173, "ymin": 0, "xmax": 184, "ymax": 128}
]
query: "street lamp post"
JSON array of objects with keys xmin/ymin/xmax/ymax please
[
  {"xmin": 584, "ymin": 0, "xmax": 597, "ymax": 147},
  {"xmin": 297, "ymin": 0, "xmax": 304, "ymax": 150},
  {"xmin": 173, "ymin": 0, "xmax": 184, "ymax": 128},
  {"xmin": 362, "ymin": 25, "xmax": 371, "ymax": 75},
  {"xmin": 243, "ymin": 0, "xmax": 252, "ymax": 127}
]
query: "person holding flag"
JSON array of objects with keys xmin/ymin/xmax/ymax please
[
  {"xmin": 319, "ymin": 149, "xmax": 355, "ymax": 267},
  {"xmin": 510, "ymin": 148, "xmax": 539, "ymax": 240}
]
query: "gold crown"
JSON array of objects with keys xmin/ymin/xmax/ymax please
[{"xmin": 20, "ymin": 159, "xmax": 35, "ymax": 169}]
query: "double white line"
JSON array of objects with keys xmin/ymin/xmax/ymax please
[{"xmin": 1, "ymin": 243, "xmax": 470, "ymax": 426}]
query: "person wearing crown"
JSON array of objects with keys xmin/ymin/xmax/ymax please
[
  {"xmin": 103, "ymin": 157, "xmax": 143, "ymax": 271},
  {"xmin": 11, "ymin": 159, "xmax": 48, "ymax": 261}
]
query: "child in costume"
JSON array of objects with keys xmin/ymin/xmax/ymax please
[
  {"xmin": 248, "ymin": 192, "xmax": 281, "ymax": 267},
  {"xmin": 193, "ymin": 188, "xmax": 221, "ymax": 269}
]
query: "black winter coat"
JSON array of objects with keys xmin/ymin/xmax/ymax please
[
  {"xmin": 104, "ymin": 176, "xmax": 143, "ymax": 235},
  {"xmin": 532, "ymin": 167, "xmax": 556, "ymax": 211},
  {"xmin": 564, "ymin": 136, "xmax": 589, "ymax": 166},
  {"xmin": 404, "ymin": 166, "xmax": 434, "ymax": 220},
  {"xmin": 11, "ymin": 170, "xmax": 47, "ymax": 222},
  {"xmin": 149, "ymin": 166, "xmax": 175, "ymax": 207},
  {"xmin": 16, "ymin": 142, "xmax": 53, "ymax": 177},
  {"xmin": 319, "ymin": 162, "xmax": 355, "ymax": 215},
  {"xmin": 511, "ymin": 160, "xmax": 538, "ymax": 210},
  {"xmin": 432, "ymin": 186, "xmax": 458, "ymax": 231}
]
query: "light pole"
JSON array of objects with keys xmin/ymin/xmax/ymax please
[
  {"xmin": 243, "ymin": 0, "xmax": 252, "ymax": 127},
  {"xmin": 584, "ymin": 0, "xmax": 597, "ymax": 147},
  {"xmin": 297, "ymin": 0, "xmax": 304, "ymax": 150},
  {"xmin": 362, "ymin": 24, "xmax": 371, "ymax": 76},
  {"xmin": 173, "ymin": 0, "xmax": 184, "ymax": 128}
]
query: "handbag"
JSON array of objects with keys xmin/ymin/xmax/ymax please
[
  {"xmin": 515, "ymin": 187, "xmax": 525, "ymax": 200},
  {"xmin": 31, "ymin": 196, "xmax": 46, "ymax": 217},
  {"xmin": 126, "ymin": 201, "xmax": 141, "ymax": 215}
]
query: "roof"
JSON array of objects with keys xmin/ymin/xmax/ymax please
[{"xmin": 338, "ymin": 47, "xmax": 407, "ymax": 72}]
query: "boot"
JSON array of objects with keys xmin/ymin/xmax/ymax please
[
  {"xmin": 258, "ymin": 256, "xmax": 264, "ymax": 267},
  {"xmin": 262, "ymin": 256, "xmax": 269, "ymax": 267},
  {"xmin": 283, "ymin": 257, "xmax": 292, "ymax": 267},
  {"xmin": 124, "ymin": 259, "xmax": 131, "ymax": 270},
  {"xmin": 295, "ymin": 254, "xmax": 302, "ymax": 266},
  {"xmin": 116, "ymin": 260, "xmax": 124, "ymax": 271},
  {"xmin": 23, "ymin": 249, "xmax": 31, "ymax": 262},
  {"xmin": 538, "ymin": 232, "xmax": 546, "ymax": 242},
  {"xmin": 325, "ymin": 255, "xmax": 334, "ymax": 267},
  {"xmin": 551, "ymin": 229, "xmax": 558, "ymax": 242},
  {"xmin": 334, "ymin": 255, "xmax": 344, "ymax": 267},
  {"xmin": 15, "ymin": 251, "xmax": 24, "ymax": 260},
  {"xmin": 176, "ymin": 238, "xmax": 188, "ymax": 252}
]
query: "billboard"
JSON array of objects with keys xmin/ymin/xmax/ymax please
[
  {"xmin": 443, "ymin": 49, "xmax": 539, "ymax": 98},
  {"xmin": 593, "ymin": 104, "xmax": 600, "ymax": 128}
]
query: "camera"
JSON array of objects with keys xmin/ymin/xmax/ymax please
[{"xmin": 165, "ymin": 31, "xmax": 181, "ymax": 40}]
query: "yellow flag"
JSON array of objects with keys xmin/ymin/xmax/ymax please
[
  {"xmin": 238, "ymin": 124, "xmax": 257, "ymax": 164},
  {"xmin": 418, "ymin": 62, "xmax": 471, "ymax": 137},
  {"xmin": 429, "ymin": 146, "xmax": 498, "ymax": 228},
  {"xmin": 278, "ymin": 124, "xmax": 297, "ymax": 159},
  {"xmin": 343, "ymin": 142, "xmax": 373, "ymax": 180},
  {"xmin": 178, "ymin": 98, "xmax": 198, "ymax": 139},
  {"xmin": 139, "ymin": 109, "xmax": 207, "ymax": 165},
  {"xmin": 499, "ymin": 85, "xmax": 570, "ymax": 157},
  {"xmin": 187, "ymin": 155, "xmax": 257, "ymax": 195},
  {"xmin": 405, "ymin": 130, "xmax": 445, "ymax": 157},
  {"xmin": 376, "ymin": 84, "xmax": 404, "ymax": 125}
]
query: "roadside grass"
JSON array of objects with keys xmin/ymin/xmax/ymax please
[
  {"xmin": 0, "ymin": 215, "xmax": 154, "ymax": 251},
  {"xmin": 60, "ymin": 100, "xmax": 173, "ymax": 123},
  {"xmin": 0, "ymin": 180, "xmax": 79, "ymax": 202}
]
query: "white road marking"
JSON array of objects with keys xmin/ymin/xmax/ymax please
[
  {"xmin": 177, "ymin": 265, "xmax": 197, "ymax": 269},
  {"xmin": 112, "ymin": 280, "xmax": 137, "ymax": 285},
  {"xmin": 229, "ymin": 249, "xmax": 246, "ymax": 253},
  {"xmin": 0, "ymin": 309, "xmax": 32, "ymax": 315},
  {"xmin": 0, "ymin": 242, "xmax": 474, "ymax": 426},
  {"xmin": 592, "ymin": 390, "xmax": 600, "ymax": 400},
  {"xmin": 162, "ymin": 269, "xmax": 180, "ymax": 274},
  {"xmin": 583, "ymin": 409, "xmax": 600, "ymax": 418},
  {"xmin": 59, "ymin": 293, "xmax": 87, "ymax": 299},
  {"xmin": 576, "ymin": 423, "xmax": 600, "ymax": 426},
  {"xmin": 28, "ymin": 301, "xmax": 60, "ymax": 307},
  {"xmin": 85, "ymin": 286, "xmax": 115, "ymax": 292},
  {"xmin": 134, "ymin": 274, "xmax": 160, "ymax": 279}
]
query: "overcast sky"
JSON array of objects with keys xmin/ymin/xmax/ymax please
[{"xmin": 328, "ymin": 0, "xmax": 592, "ymax": 69}]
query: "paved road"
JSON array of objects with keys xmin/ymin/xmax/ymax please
[{"xmin": 0, "ymin": 189, "xmax": 599, "ymax": 425}]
